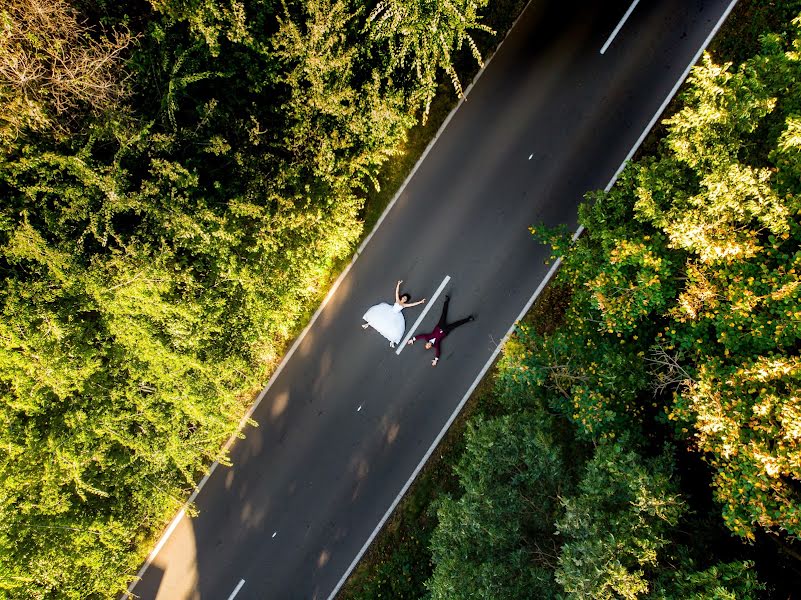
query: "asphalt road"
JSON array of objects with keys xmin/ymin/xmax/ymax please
[{"xmin": 131, "ymin": 1, "xmax": 738, "ymax": 598}]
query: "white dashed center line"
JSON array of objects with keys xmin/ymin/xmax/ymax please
[
  {"xmin": 396, "ymin": 275, "xmax": 451, "ymax": 355},
  {"xmin": 226, "ymin": 579, "xmax": 246, "ymax": 600},
  {"xmin": 600, "ymin": 0, "xmax": 640, "ymax": 54}
]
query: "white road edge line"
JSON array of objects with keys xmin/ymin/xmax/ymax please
[
  {"xmin": 600, "ymin": 0, "xmax": 640, "ymax": 55},
  {"xmin": 396, "ymin": 275, "xmax": 451, "ymax": 355},
  {"xmin": 326, "ymin": 1, "xmax": 739, "ymax": 598},
  {"xmin": 226, "ymin": 579, "xmax": 246, "ymax": 600}
]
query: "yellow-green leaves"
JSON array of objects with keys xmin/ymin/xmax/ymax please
[
  {"xmin": 532, "ymin": 8, "xmax": 801, "ymax": 546},
  {"xmin": 672, "ymin": 356, "xmax": 801, "ymax": 540},
  {"xmin": 366, "ymin": 0, "xmax": 495, "ymax": 120}
]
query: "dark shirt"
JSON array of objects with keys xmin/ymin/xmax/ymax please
[{"xmin": 413, "ymin": 326, "xmax": 446, "ymax": 358}]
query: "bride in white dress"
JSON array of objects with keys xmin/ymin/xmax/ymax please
[{"xmin": 362, "ymin": 280, "xmax": 425, "ymax": 347}]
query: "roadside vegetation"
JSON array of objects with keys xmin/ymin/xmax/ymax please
[
  {"xmin": 4, "ymin": 0, "xmax": 800, "ymax": 597},
  {"xmin": 0, "ymin": 0, "xmax": 502, "ymax": 596},
  {"xmin": 341, "ymin": 0, "xmax": 801, "ymax": 598}
]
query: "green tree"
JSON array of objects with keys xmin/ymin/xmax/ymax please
[
  {"xmin": 528, "ymin": 168, "xmax": 679, "ymax": 441},
  {"xmin": 650, "ymin": 557, "xmax": 763, "ymax": 600},
  {"xmin": 648, "ymin": 32, "xmax": 801, "ymax": 539},
  {"xmin": 366, "ymin": 0, "xmax": 494, "ymax": 119},
  {"xmin": 670, "ymin": 354, "xmax": 801, "ymax": 539},
  {"xmin": 272, "ymin": 0, "xmax": 413, "ymax": 193},
  {"xmin": 535, "ymin": 17, "xmax": 801, "ymax": 541},
  {"xmin": 426, "ymin": 412, "xmax": 565, "ymax": 600},
  {"xmin": 146, "ymin": 0, "xmax": 253, "ymax": 55},
  {"xmin": 555, "ymin": 442, "xmax": 684, "ymax": 600},
  {"xmin": 0, "ymin": 0, "xmax": 426, "ymax": 594},
  {"xmin": 636, "ymin": 54, "xmax": 785, "ymax": 264}
]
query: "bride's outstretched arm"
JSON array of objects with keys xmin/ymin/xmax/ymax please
[
  {"xmin": 395, "ymin": 280, "xmax": 402, "ymax": 303},
  {"xmin": 406, "ymin": 298, "xmax": 425, "ymax": 307}
]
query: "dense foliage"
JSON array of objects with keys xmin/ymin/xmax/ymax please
[
  {"xmin": 427, "ymin": 411, "xmax": 565, "ymax": 599},
  {"xmin": 0, "ymin": 0, "xmax": 493, "ymax": 596},
  {"xmin": 425, "ymin": 330, "xmax": 765, "ymax": 599},
  {"xmin": 423, "ymin": 4, "xmax": 801, "ymax": 599},
  {"xmin": 550, "ymin": 11, "xmax": 801, "ymax": 542}
]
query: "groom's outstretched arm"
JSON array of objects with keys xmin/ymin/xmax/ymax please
[{"xmin": 408, "ymin": 331, "xmax": 434, "ymax": 345}]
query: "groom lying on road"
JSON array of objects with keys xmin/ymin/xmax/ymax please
[{"xmin": 407, "ymin": 295, "xmax": 474, "ymax": 366}]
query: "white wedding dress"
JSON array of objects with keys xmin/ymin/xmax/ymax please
[{"xmin": 363, "ymin": 302, "xmax": 405, "ymax": 345}]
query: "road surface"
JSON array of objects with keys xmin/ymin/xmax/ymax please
[{"xmin": 130, "ymin": 0, "xmax": 738, "ymax": 598}]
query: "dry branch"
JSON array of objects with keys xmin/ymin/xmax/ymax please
[{"xmin": 0, "ymin": 0, "xmax": 135, "ymax": 134}]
